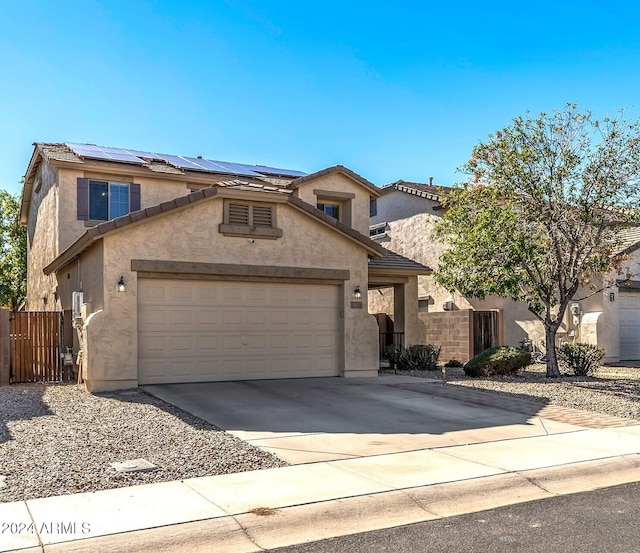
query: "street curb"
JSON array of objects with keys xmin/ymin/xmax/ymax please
[{"xmin": 28, "ymin": 454, "xmax": 640, "ymax": 553}]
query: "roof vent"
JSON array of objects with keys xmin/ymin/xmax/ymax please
[{"xmin": 429, "ymin": 176, "xmax": 433, "ymax": 185}]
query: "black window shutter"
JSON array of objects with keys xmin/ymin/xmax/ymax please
[
  {"xmin": 130, "ymin": 183, "xmax": 141, "ymax": 212},
  {"xmin": 77, "ymin": 178, "xmax": 89, "ymax": 220}
]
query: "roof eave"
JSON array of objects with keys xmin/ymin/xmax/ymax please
[
  {"xmin": 20, "ymin": 144, "xmax": 44, "ymax": 224},
  {"xmin": 368, "ymin": 267, "xmax": 432, "ymax": 276},
  {"xmin": 287, "ymin": 195, "xmax": 385, "ymax": 257},
  {"xmin": 289, "ymin": 165, "xmax": 381, "ymax": 197}
]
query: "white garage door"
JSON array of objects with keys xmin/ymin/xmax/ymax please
[
  {"xmin": 619, "ymin": 291, "xmax": 640, "ymax": 360},
  {"xmin": 138, "ymin": 279, "xmax": 341, "ymax": 384}
]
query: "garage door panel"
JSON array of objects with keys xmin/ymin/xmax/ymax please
[
  {"xmin": 269, "ymin": 288, "xmax": 289, "ymax": 303},
  {"xmin": 138, "ymin": 279, "xmax": 341, "ymax": 384},
  {"xmin": 169, "ymin": 335, "xmax": 193, "ymax": 352},
  {"xmin": 619, "ymin": 291, "xmax": 640, "ymax": 360},
  {"xmin": 270, "ymin": 311, "xmax": 290, "ymax": 325},
  {"xmin": 139, "ymin": 307, "xmax": 170, "ymax": 327},
  {"xmin": 196, "ymin": 310, "xmax": 219, "ymax": 325},
  {"xmin": 171, "ymin": 310, "xmax": 193, "ymax": 326},
  {"xmin": 222, "ymin": 335, "xmax": 244, "ymax": 350},
  {"xmin": 222, "ymin": 310, "xmax": 244, "ymax": 325},
  {"xmin": 247, "ymin": 311, "xmax": 267, "ymax": 325}
]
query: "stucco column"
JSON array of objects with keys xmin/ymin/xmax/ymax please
[
  {"xmin": 0, "ymin": 309, "xmax": 11, "ymax": 386},
  {"xmin": 393, "ymin": 284, "xmax": 405, "ymax": 337},
  {"xmin": 395, "ymin": 278, "xmax": 426, "ymax": 346}
]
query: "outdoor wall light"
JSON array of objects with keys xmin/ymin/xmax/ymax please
[
  {"xmin": 353, "ymin": 285, "xmax": 362, "ymax": 299},
  {"xmin": 610, "ymin": 292, "xmax": 615, "ymax": 302},
  {"xmin": 117, "ymin": 276, "xmax": 126, "ymax": 293}
]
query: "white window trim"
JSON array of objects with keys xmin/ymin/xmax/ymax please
[{"xmin": 369, "ymin": 222, "xmax": 388, "ymax": 239}]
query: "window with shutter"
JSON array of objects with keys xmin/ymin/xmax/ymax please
[{"xmin": 77, "ymin": 178, "xmax": 139, "ymax": 221}]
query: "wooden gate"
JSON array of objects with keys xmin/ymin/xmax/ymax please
[
  {"xmin": 10, "ymin": 311, "xmax": 62, "ymax": 383},
  {"xmin": 473, "ymin": 310, "xmax": 499, "ymax": 356}
]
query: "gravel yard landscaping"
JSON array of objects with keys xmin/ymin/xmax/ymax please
[
  {"xmin": 382, "ymin": 364, "xmax": 640, "ymax": 420},
  {"xmin": 2, "ymin": 364, "xmax": 639, "ymax": 504},
  {"xmin": 0, "ymin": 384, "xmax": 287, "ymax": 503}
]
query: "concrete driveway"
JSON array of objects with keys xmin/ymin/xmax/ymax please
[{"xmin": 143, "ymin": 374, "xmax": 582, "ymax": 464}]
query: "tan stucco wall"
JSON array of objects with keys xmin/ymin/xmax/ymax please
[
  {"xmin": 368, "ymin": 207, "xmax": 541, "ymax": 348},
  {"xmin": 57, "ymin": 168, "xmax": 195, "ymax": 252},
  {"xmin": 371, "ymin": 189, "xmax": 438, "ymax": 227},
  {"xmin": 56, "ymin": 241, "xmax": 105, "ymax": 313},
  {"xmin": 25, "ymin": 163, "xmax": 59, "ymax": 311},
  {"xmin": 294, "ymin": 173, "xmax": 372, "ymax": 236},
  {"xmin": 82, "ymin": 196, "xmax": 379, "ymax": 391}
]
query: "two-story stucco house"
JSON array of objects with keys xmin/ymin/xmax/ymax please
[
  {"xmin": 368, "ymin": 180, "xmax": 640, "ymax": 364},
  {"xmin": 20, "ymin": 143, "xmax": 430, "ymax": 391}
]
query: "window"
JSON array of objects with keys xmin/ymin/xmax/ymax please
[
  {"xmin": 418, "ymin": 296, "xmax": 431, "ymax": 313},
  {"xmin": 89, "ymin": 181, "xmax": 130, "ymax": 221},
  {"xmin": 370, "ymin": 198, "xmax": 377, "ymax": 217},
  {"xmin": 369, "ymin": 222, "xmax": 387, "ymax": 238},
  {"xmin": 77, "ymin": 178, "xmax": 140, "ymax": 221},
  {"xmin": 219, "ymin": 200, "xmax": 282, "ymax": 239},
  {"xmin": 317, "ymin": 202, "xmax": 340, "ymax": 220}
]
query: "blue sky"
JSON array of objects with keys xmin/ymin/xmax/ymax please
[{"xmin": 2, "ymin": 1, "xmax": 640, "ymax": 196}]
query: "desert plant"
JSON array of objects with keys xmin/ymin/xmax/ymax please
[
  {"xmin": 384, "ymin": 344, "xmax": 404, "ymax": 371},
  {"xmin": 397, "ymin": 344, "xmax": 441, "ymax": 371},
  {"xmin": 464, "ymin": 346, "xmax": 531, "ymax": 377},
  {"xmin": 444, "ymin": 359, "xmax": 463, "ymax": 368},
  {"xmin": 557, "ymin": 342, "xmax": 604, "ymax": 376}
]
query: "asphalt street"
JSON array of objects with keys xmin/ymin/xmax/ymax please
[{"xmin": 270, "ymin": 482, "xmax": 640, "ymax": 553}]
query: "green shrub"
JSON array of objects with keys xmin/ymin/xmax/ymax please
[
  {"xmin": 557, "ymin": 342, "xmax": 604, "ymax": 376},
  {"xmin": 444, "ymin": 359, "xmax": 463, "ymax": 368},
  {"xmin": 396, "ymin": 344, "xmax": 441, "ymax": 371},
  {"xmin": 464, "ymin": 346, "xmax": 531, "ymax": 377}
]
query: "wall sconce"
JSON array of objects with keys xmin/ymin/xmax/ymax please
[
  {"xmin": 353, "ymin": 286, "xmax": 362, "ymax": 300},
  {"xmin": 610, "ymin": 292, "xmax": 615, "ymax": 302},
  {"xmin": 117, "ymin": 276, "xmax": 126, "ymax": 293}
]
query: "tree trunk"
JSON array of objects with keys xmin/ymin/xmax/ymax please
[{"xmin": 544, "ymin": 324, "xmax": 561, "ymax": 378}]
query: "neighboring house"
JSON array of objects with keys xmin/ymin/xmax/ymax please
[
  {"xmin": 20, "ymin": 143, "xmax": 429, "ymax": 391},
  {"xmin": 368, "ymin": 180, "xmax": 640, "ymax": 364}
]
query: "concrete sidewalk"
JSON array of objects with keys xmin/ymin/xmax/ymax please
[
  {"xmin": 0, "ymin": 379, "xmax": 640, "ymax": 553},
  {"xmin": 3, "ymin": 422, "xmax": 640, "ymax": 552}
]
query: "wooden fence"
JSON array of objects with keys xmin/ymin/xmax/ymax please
[{"xmin": 10, "ymin": 311, "xmax": 62, "ymax": 383}]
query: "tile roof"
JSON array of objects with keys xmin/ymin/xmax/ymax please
[
  {"xmin": 288, "ymin": 165, "xmax": 380, "ymax": 196},
  {"xmin": 216, "ymin": 180, "xmax": 287, "ymax": 194},
  {"xmin": 615, "ymin": 225, "xmax": 640, "ymax": 254},
  {"xmin": 37, "ymin": 142, "xmax": 85, "ymax": 164},
  {"xmin": 379, "ymin": 180, "xmax": 450, "ymax": 201},
  {"xmin": 368, "ymin": 249, "xmax": 432, "ymax": 274},
  {"xmin": 287, "ymin": 195, "xmax": 386, "ymax": 256},
  {"xmin": 44, "ymin": 183, "xmax": 384, "ymax": 275},
  {"xmin": 28, "ymin": 142, "xmax": 305, "ymax": 184}
]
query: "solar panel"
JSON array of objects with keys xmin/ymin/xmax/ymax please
[
  {"xmin": 188, "ymin": 158, "xmax": 263, "ymax": 177},
  {"xmin": 66, "ymin": 142, "xmax": 101, "ymax": 153},
  {"xmin": 65, "ymin": 143, "xmax": 307, "ymax": 177},
  {"xmin": 106, "ymin": 153, "xmax": 146, "ymax": 163},
  {"xmin": 154, "ymin": 154, "xmax": 212, "ymax": 172},
  {"xmin": 181, "ymin": 157, "xmax": 235, "ymax": 173},
  {"xmin": 250, "ymin": 164, "xmax": 307, "ymax": 177},
  {"xmin": 124, "ymin": 149, "xmax": 164, "ymax": 161},
  {"xmin": 66, "ymin": 143, "xmax": 145, "ymax": 164}
]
